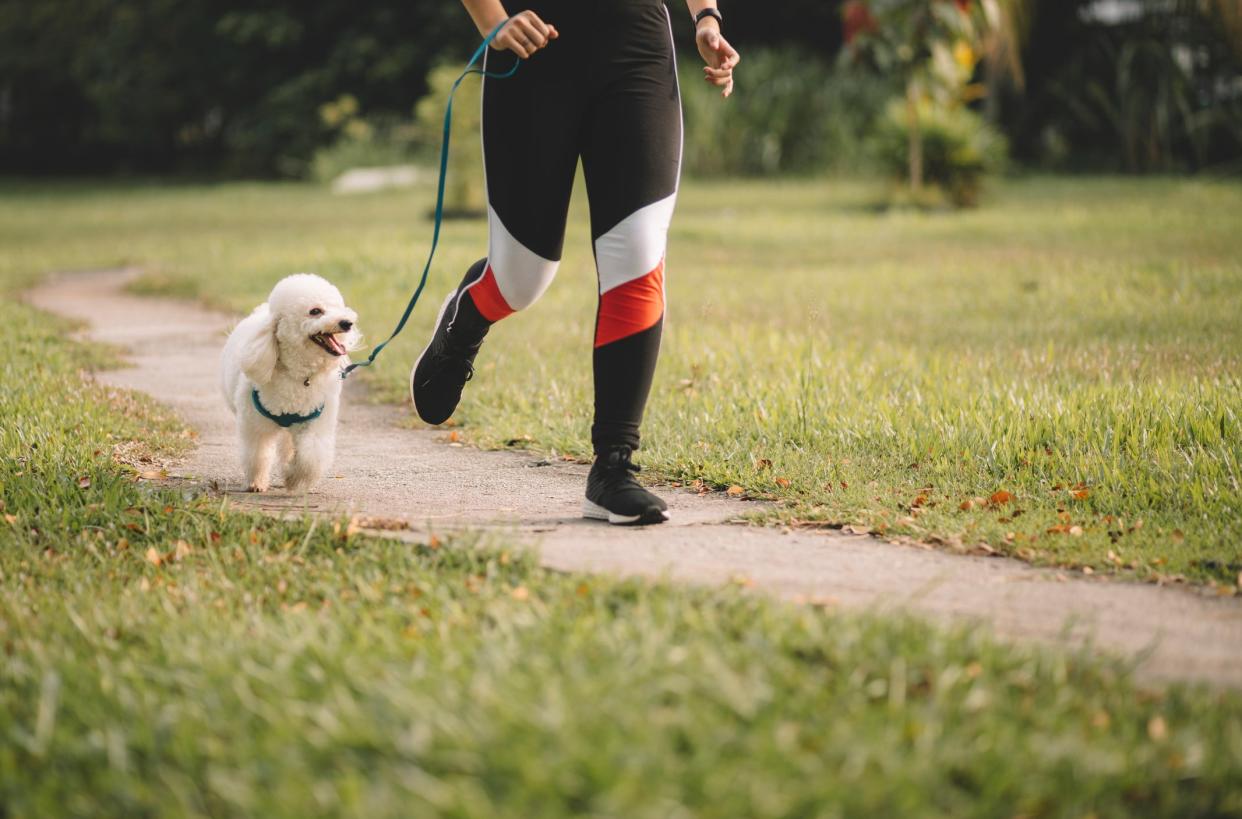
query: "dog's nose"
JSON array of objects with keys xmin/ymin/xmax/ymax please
[{"xmin": 338, "ymin": 319, "xmax": 353, "ymax": 331}]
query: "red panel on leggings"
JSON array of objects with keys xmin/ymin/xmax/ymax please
[
  {"xmin": 465, "ymin": 265, "xmax": 515, "ymax": 323},
  {"xmin": 595, "ymin": 259, "xmax": 664, "ymax": 348}
]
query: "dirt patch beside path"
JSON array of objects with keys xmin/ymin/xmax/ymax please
[{"xmin": 25, "ymin": 269, "xmax": 1242, "ymax": 687}]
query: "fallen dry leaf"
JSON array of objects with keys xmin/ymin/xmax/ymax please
[
  {"xmin": 510, "ymin": 586, "xmax": 530, "ymax": 601},
  {"xmin": 77, "ymin": 475, "xmax": 91, "ymax": 489},
  {"xmin": 1069, "ymin": 525, "xmax": 1084, "ymax": 537},
  {"xmin": 1171, "ymin": 529, "xmax": 1185, "ymax": 543},
  {"xmin": 2, "ymin": 514, "xmax": 16, "ymax": 525},
  {"xmin": 145, "ymin": 547, "xmax": 163, "ymax": 567},
  {"xmin": 1071, "ymin": 488, "xmax": 1090, "ymax": 500},
  {"xmin": 775, "ymin": 477, "xmax": 791, "ymax": 489},
  {"xmin": 726, "ymin": 485, "xmax": 745, "ymax": 497},
  {"xmin": 173, "ymin": 540, "xmax": 193, "ymax": 560},
  {"xmin": 988, "ymin": 490, "xmax": 1014, "ymax": 507},
  {"xmin": 353, "ymin": 516, "xmax": 411, "ymax": 532},
  {"xmin": 755, "ymin": 458, "xmax": 773, "ymax": 471}
]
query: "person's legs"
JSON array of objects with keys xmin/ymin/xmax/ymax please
[
  {"xmin": 411, "ymin": 31, "xmax": 582, "ymax": 425},
  {"xmin": 578, "ymin": 0, "xmax": 681, "ymax": 523}
]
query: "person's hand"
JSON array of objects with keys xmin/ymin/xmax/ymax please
[
  {"xmin": 490, "ymin": 10, "xmax": 558, "ymax": 59},
  {"xmin": 695, "ymin": 20, "xmax": 738, "ymax": 98}
]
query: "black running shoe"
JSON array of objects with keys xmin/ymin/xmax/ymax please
[
  {"xmin": 410, "ymin": 283, "xmax": 490, "ymax": 425},
  {"xmin": 583, "ymin": 446, "xmax": 670, "ymax": 526}
]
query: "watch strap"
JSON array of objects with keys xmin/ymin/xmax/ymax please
[{"xmin": 693, "ymin": 7, "xmax": 723, "ymax": 28}]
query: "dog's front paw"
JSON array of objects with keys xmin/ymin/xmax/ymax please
[
  {"xmin": 284, "ymin": 459, "xmax": 328, "ymax": 494},
  {"xmin": 283, "ymin": 474, "xmax": 316, "ymax": 494},
  {"xmin": 247, "ymin": 482, "xmax": 270, "ymax": 493}
]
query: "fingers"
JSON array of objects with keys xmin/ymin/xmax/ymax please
[
  {"xmin": 696, "ymin": 31, "xmax": 738, "ymax": 97},
  {"xmin": 521, "ymin": 12, "xmax": 557, "ymax": 42},
  {"xmin": 501, "ymin": 33, "xmax": 531, "ymax": 59},
  {"xmin": 714, "ymin": 37, "xmax": 739, "ymax": 70},
  {"xmin": 498, "ymin": 12, "xmax": 557, "ymax": 59}
]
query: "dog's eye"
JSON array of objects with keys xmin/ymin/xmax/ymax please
[{"xmin": 309, "ymin": 307, "xmax": 323, "ymax": 316}]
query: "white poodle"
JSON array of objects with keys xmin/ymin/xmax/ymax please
[{"xmin": 220, "ymin": 274, "xmax": 360, "ymax": 492}]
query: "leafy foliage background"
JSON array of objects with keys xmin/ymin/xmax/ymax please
[{"xmin": 0, "ymin": 0, "xmax": 1238, "ymax": 176}]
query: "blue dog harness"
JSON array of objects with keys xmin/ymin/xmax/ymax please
[{"xmin": 251, "ymin": 388, "xmax": 323, "ymax": 428}]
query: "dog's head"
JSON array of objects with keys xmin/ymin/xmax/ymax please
[{"xmin": 240, "ymin": 273, "xmax": 361, "ymax": 385}]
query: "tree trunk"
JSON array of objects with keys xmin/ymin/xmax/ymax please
[{"xmin": 906, "ymin": 85, "xmax": 924, "ymax": 193}]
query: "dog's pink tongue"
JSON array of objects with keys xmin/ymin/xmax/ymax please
[{"xmin": 328, "ymin": 334, "xmax": 346, "ymax": 356}]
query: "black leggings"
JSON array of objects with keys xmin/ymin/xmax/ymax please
[{"xmin": 456, "ymin": 0, "xmax": 682, "ymax": 451}]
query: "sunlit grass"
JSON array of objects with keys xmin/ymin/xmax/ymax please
[
  {"xmin": 3, "ymin": 301, "xmax": 1242, "ymax": 816},
  {"xmin": 2, "ymin": 175, "xmax": 1240, "ymax": 584}
]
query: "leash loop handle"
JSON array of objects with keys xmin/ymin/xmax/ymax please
[{"xmin": 342, "ymin": 17, "xmax": 519, "ymax": 379}]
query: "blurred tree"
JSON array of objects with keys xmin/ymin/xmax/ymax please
[
  {"xmin": 414, "ymin": 63, "xmax": 485, "ymax": 217},
  {"xmin": 2, "ymin": 0, "xmax": 1237, "ymax": 176},
  {"xmin": 1000, "ymin": 0, "xmax": 1242, "ymax": 171},
  {"xmin": 0, "ymin": 0, "xmax": 850, "ymax": 176},
  {"xmin": 842, "ymin": 0, "xmax": 1004, "ymax": 192},
  {"xmin": 0, "ymin": 0, "xmax": 474, "ymax": 175}
]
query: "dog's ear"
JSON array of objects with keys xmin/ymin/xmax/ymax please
[{"xmin": 239, "ymin": 310, "xmax": 280, "ymax": 385}]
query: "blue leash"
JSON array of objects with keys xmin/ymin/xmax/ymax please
[{"xmin": 342, "ymin": 18, "xmax": 520, "ymax": 379}]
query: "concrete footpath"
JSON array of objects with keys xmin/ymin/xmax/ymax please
[{"xmin": 25, "ymin": 269, "xmax": 1242, "ymax": 687}]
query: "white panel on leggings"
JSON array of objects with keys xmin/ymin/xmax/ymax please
[
  {"xmin": 594, "ymin": 192, "xmax": 677, "ymax": 295},
  {"xmin": 487, "ymin": 205, "xmax": 560, "ymax": 310}
]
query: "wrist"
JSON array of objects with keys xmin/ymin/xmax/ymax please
[
  {"xmin": 695, "ymin": 18, "xmax": 721, "ymax": 37},
  {"xmin": 476, "ymin": 10, "xmax": 508, "ymax": 37},
  {"xmin": 692, "ymin": 7, "xmax": 722, "ymax": 31}
]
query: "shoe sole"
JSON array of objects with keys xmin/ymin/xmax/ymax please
[
  {"xmin": 583, "ymin": 499, "xmax": 671, "ymax": 526},
  {"xmin": 409, "ymin": 292, "xmax": 456, "ymax": 423}
]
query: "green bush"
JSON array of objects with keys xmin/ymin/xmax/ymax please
[
  {"xmin": 871, "ymin": 99, "xmax": 1008, "ymax": 207},
  {"xmin": 679, "ymin": 48, "xmax": 895, "ymax": 177},
  {"xmin": 414, "ymin": 63, "xmax": 486, "ymax": 216},
  {"xmin": 309, "ymin": 95, "xmax": 421, "ymax": 184}
]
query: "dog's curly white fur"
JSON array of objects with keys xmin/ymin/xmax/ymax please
[{"xmin": 220, "ymin": 274, "xmax": 360, "ymax": 492}]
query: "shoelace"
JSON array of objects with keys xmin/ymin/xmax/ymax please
[{"xmin": 603, "ymin": 450, "xmax": 641, "ymax": 474}]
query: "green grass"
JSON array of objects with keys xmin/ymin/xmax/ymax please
[
  {"xmin": 1, "ymin": 175, "xmax": 1240, "ymax": 588},
  {"xmin": 4, "ymin": 299, "xmax": 1242, "ymax": 816}
]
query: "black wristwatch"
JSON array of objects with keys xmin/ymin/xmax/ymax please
[{"xmin": 693, "ymin": 7, "xmax": 723, "ymax": 29}]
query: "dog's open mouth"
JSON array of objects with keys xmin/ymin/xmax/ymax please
[{"xmin": 310, "ymin": 332, "xmax": 347, "ymax": 357}]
